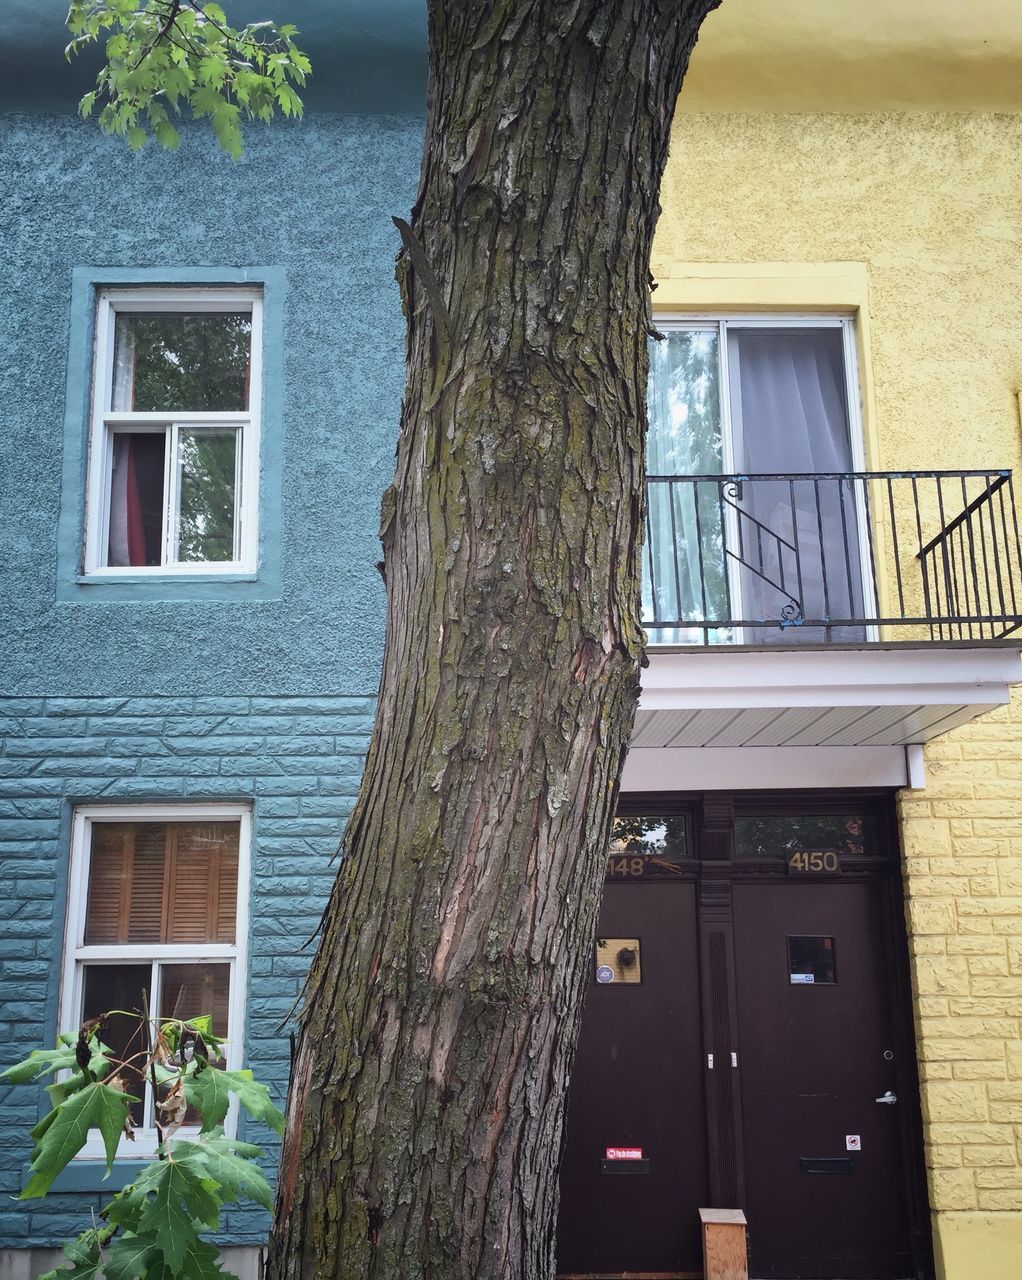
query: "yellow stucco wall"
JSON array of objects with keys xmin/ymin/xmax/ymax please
[
  {"xmin": 653, "ymin": 111, "xmax": 1022, "ymax": 1278},
  {"xmin": 683, "ymin": 0, "xmax": 1022, "ymax": 112}
]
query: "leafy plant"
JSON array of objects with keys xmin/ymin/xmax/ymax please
[
  {"xmin": 1, "ymin": 1009, "xmax": 284, "ymax": 1280},
  {"xmin": 65, "ymin": 2, "xmax": 312, "ymax": 157}
]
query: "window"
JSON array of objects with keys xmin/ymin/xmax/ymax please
[
  {"xmin": 644, "ymin": 315, "xmax": 869, "ymax": 644},
  {"xmin": 60, "ymin": 806, "xmax": 250, "ymax": 1156},
  {"xmin": 83, "ymin": 289, "xmax": 262, "ymax": 576}
]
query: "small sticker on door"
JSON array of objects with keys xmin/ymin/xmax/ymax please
[
  {"xmin": 846, "ymin": 1134, "xmax": 861, "ymax": 1151},
  {"xmin": 596, "ymin": 965, "xmax": 615, "ymax": 984},
  {"xmin": 790, "ymin": 973, "xmax": 815, "ymax": 984}
]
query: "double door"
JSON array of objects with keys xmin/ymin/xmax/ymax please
[{"xmin": 556, "ymin": 812, "xmax": 929, "ymax": 1279}]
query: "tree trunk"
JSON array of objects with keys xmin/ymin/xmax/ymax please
[{"xmin": 267, "ymin": 3, "xmax": 719, "ymax": 1278}]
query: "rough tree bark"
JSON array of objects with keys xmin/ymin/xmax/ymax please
[{"xmin": 268, "ymin": 3, "xmax": 720, "ymax": 1278}]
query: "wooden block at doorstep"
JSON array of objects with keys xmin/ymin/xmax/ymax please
[{"xmin": 699, "ymin": 1207, "xmax": 749, "ymax": 1280}]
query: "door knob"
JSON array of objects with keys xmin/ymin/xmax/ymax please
[{"xmin": 875, "ymin": 1090, "xmax": 897, "ymax": 1105}]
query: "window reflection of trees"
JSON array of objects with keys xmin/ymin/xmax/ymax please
[
  {"xmin": 118, "ymin": 313, "xmax": 251, "ymax": 412},
  {"xmin": 609, "ymin": 816, "xmax": 690, "ymax": 875},
  {"xmin": 644, "ymin": 329, "xmax": 728, "ymax": 638},
  {"xmin": 177, "ymin": 431, "xmax": 237, "ymax": 562},
  {"xmin": 734, "ymin": 814, "xmax": 876, "ymax": 859}
]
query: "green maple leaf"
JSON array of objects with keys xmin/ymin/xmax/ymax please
[
  {"xmin": 37, "ymin": 1226, "xmax": 112, "ymax": 1280},
  {"xmin": 172, "ymin": 1132, "xmax": 274, "ymax": 1211},
  {"xmin": 0, "ymin": 1045, "xmax": 79, "ymax": 1084},
  {"xmin": 2, "ymin": 1036, "xmax": 113, "ymax": 1086},
  {"xmin": 111, "ymin": 1157, "xmax": 222, "ymax": 1272},
  {"xmin": 102, "ymin": 1232, "xmax": 160, "ymax": 1280},
  {"xmin": 184, "ymin": 1066, "xmax": 284, "ymax": 1135},
  {"xmin": 21, "ymin": 1081, "xmax": 137, "ymax": 1197},
  {"xmin": 178, "ymin": 1234, "xmax": 228, "ymax": 1280}
]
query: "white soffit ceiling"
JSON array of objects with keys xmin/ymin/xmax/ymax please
[{"xmin": 635, "ymin": 646, "xmax": 1022, "ymax": 749}]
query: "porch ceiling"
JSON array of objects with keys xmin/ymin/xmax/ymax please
[{"xmin": 634, "ymin": 644, "xmax": 1022, "ymax": 749}]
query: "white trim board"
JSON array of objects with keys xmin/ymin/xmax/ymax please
[{"xmin": 620, "ymin": 745, "xmax": 920, "ymax": 792}]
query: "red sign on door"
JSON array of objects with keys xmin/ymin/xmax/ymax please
[{"xmin": 605, "ymin": 1146, "xmax": 644, "ymax": 1161}]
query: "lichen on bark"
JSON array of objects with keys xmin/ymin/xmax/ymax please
[{"xmin": 267, "ymin": 3, "xmax": 721, "ymax": 1278}]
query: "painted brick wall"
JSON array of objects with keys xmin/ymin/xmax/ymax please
[
  {"xmin": 899, "ymin": 686, "xmax": 1022, "ymax": 1214},
  {"xmin": 0, "ymin": 695, "xmax": 370, "ymax": 1248}
]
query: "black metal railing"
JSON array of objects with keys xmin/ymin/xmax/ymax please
[{"xmin": 642, "ymin": 470, "xmax": 1022, "ymax": 644}]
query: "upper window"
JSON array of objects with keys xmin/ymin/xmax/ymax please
[
  {"xmin": 60, "ymin": 805, "xmax": 250, "ymax": 1156},
  {"xmin": 83, "ymin": 289, "xmax": 262, "ymax": 576}
]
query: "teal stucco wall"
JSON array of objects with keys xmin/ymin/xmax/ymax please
[
  {"xmin": 0, "ymin": 112, "xmax": 423, "ymax": 1249},
  {"xmin": 1, "ymin": 113, "xmax": 422, "ymax": 697}
]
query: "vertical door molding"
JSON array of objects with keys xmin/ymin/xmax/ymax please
[{"xmin": 697, "ymin": 793, "xmax": 746, "ymax": 1208}]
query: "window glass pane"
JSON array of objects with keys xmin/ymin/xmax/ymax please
[
  {"xmin": 647, "ymin": 329, "xmax": 722, "ymax": 474},
  {"xmin": 107, "ymin": 433, "xmax": 166, "ymax": 567},
  {"xmin": 112, "ymin": 312, "xmax": 251, "ymax": 412},
  {"xmin": 644, "ymin": 328, "xmax": 728, "ymax": 643},
  {"xmin": 159, "ymin": 964, "xmax": 231, "ymax": 1125},
  {"xmin": 159, "ymin": 964, "xmax": 230, "ymax": 1034},
  {"xmin": 175, "ymin": 429, "xmax": 238, "ymax": 563},
  {"xmin": 82, "ymin": 964, "xmax": 151, "ymax": 1126},
  {"xmin": 85, "ymin": 821, "xmax": 240, "ymax": 945},
  {"xmin": 734, "ymin": 813, "xmax": 879, "ymax": 859},
  {"xmin": 788, "ymin": 936, "xmax": 837, "ymax": 985}
]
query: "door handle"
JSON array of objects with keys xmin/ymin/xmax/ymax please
[{"xmin": 875, "ymin": 1090, "xmax": 897, "ymax": 1105}]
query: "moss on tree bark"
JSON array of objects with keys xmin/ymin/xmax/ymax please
[{"xmin": 267, "ymin": 3, "xmax": 720, "ymax": 1277}]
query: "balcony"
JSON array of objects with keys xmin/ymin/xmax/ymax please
[
  {"xmin": 628, "ymin": 468, "xmax": 1022, "ymax": 789},
  {"xmin": 642, "ymin": 468, "xmax": 1022, "ymax": 645}
]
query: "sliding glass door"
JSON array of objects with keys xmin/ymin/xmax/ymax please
[{"xmin": 644, "ymin": 317, "xmax": 871, "ymax": 644}]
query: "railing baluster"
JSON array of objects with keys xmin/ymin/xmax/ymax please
[
  {"xmin": 977, "ymin": 482, "xmax": 994, "ymax": 640},
  {"xmin": 717, "ymin": 479, "xmax": 733, "ymax": 644},
  {"xmin": 911, "ymin": 474, "xmax": 935, "ymax": 640},
  {"xmin": 788, "ymin": 477, "xmax": 805, "ymax": 624},
  {"xmin": 886, "ymin": 476, "xmax": 905, "ymax": 622},
  {"xmin": 862, "ymin": 475, "xmax": 882, "ymax": 639},
  {"xmin": 962, "ymin": 473, "xmax": 982, "ymax": 641},
  {"xmin": 935, "ymin": 475, "xmax": 955, "ymax": 640},
  {"xmin": 813, "ymin": 478, "xmax": 830, "ymax": 631},
  {"xmin": 667, "ymin": 477, "xmax": 683, "ymax": 631},
  {"xmin": 692, "ymin": 477, "xmax": 708, "ymax": 630},
  {"xmin": 1008, "ymin": 475, "xmax": 1022, "ymax": 626},
  {"xmin": 838, "ymin": 475, "xmax": 855, "ymax": 626},
  {"xmin": 645, "ymin": 485, "xmax": 660, "ymax": 628}
]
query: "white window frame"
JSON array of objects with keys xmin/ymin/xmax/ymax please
[
  {"xmin": 83, "ymin": 288, "xmax": 263, "ymax": 577},
  {"xmin": 60, "ymin": 804, "xmax": 252, "ymax": 1160},
  {"xmin": 649, "ymin": 313, "xmax": 876, "ymax": 642}
]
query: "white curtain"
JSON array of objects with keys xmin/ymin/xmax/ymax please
[{"xmin": 727, "ymin": 328, "xmax": 866, "ymax": 644}]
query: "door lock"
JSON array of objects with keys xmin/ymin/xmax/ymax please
[{"xmin": 874, "ymin": 1090, "xmax": 897, "ymax": 1105}]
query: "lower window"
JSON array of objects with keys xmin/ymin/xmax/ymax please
[{"xmin": 61, "ymin": 805, "xmax": 250, "ymax": 1156}]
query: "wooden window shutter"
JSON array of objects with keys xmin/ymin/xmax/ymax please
[
  {"xmin": 84, "ymin": 825, "xmax": 131, "ymax": 944},
  {"xmin": 84, "ymin": 821, "xmax": 239, "ymax": 945}
]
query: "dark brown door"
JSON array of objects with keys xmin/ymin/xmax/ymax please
[
  {"xmin": 556, "ymin": 880, "xmax": 707, "ymax": 1278},
  {"xmin": 732, "ymin": 881, "xmax": 913, "ymax": 1279}
]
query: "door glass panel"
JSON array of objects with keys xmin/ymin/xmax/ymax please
[
  {"xmin": 644, "ymin": 329, "xmax": 730, "ymax": 643},
  {"xmin": 787, "ymin": 935, "xmax": 837, "ymax": 985},
  {"xmin": 609, "ymin": 815, "xmax": 692, "ymax": 879}
]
